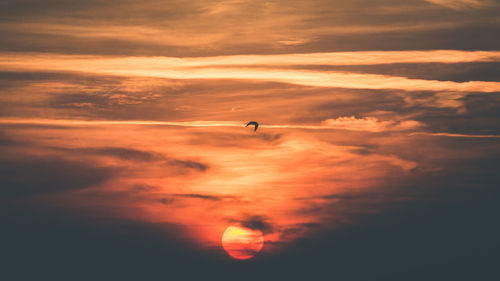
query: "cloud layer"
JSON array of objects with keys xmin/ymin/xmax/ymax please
[{"xmin": 1, "ymin": 0, "xmax": 499, "ymax": 278}]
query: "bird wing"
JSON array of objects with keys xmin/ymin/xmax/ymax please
[{"xmin": 245, "ymin": 121, "xmax": 259, "ymax": 131}]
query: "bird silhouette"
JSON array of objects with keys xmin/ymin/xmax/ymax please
[{"xmin": 245, "ymin": 121, "xmax": 259, "ymax": 132}]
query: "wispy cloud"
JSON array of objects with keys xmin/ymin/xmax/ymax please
[
  {"xmin": 4, "ymin": 118, "xmax": 498, "ymax": 139},
  {"xmin": 425, "ymin": 0, "xmax": 493, "ymax": 10},
  {"xmin": 0, "ymin": 117, "xmax": 422, "ymax": 133},
  {"xmin": 320, "ymin": 117, "xmax": 423, "ymax": 132},
  {"xmin": 2, "ymin": 52, "xmax": 499, "ymax": 92},
  {"xmin": 409, "ymin": 132, "xmax": 500, "ymax": 138},
  {"xmin": 3, "ymin": 50, "xmax": 499, "ymax": 67}
]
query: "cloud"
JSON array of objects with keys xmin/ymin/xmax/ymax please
[
  {"xmin": 47, "ymin": 145, "xmax": 209, "ymax": 171},
  {"xmin": 231, "ymin": 215, "xmax": 275, "ymax": 234},
  {"xmin": 167, "ymin": 160, "xmax": 208, "ymax": 172},
  {"xmin": 0, "ymin": 155, "xmax": 115, "ymax": 200},
  {"xmin": 320, "ymin": 192, "xmax": 387, "ymax": 201},
  {"xmin": 0, "ymin": 117, "xmax": 424, "ymax": 134},
  {"xmin": 321, "ymin": 116, "xmax": 423, "ymax": 132},
  {"xmin": 0, "ymin": 0, "xmax": 498, "ymax": 277},
  {"xmin": 132, "ymin": 184, "xmax": 159, "ymax": 192},
  {"xmin": 172, "ymin": 193, "xmax": 223, "ymax": 201},
  {"xmin": 0, "ymin": 131, "xmax": 20, "ymax": 146},
  {"xmin": 410, "ymin": 132, "xmax": 500, "ymax": 138},
  {"xmin": 403, "ymin": 91, "xmax": 467, "ymax": 113},
  {"xmin": 73, "ymin": 147, "xmax": 163, "ymax": 161},
  {"xmin": 159, "ymin": 198, "xmax": 176, "ymax": 205},
  {"xmin": 425, "ymin": 0, "xmax": 493, "ymax": 9},
  {"xmin": 2, "ymin": 53, "xmax": 499, "ymax": 92},
  {"xmin": 1, "ymin": 0, "xmax": 499, "ymax": 56},
  {"xmin": 295, "ymin": 62, "xmax": 500, "ymax": 83},
  {"xmin": 0, "ymin": 202, "xmax": 218, "ymax": 279},
  {"xmin": 4, "ymin": 116, "xmax": 498, "ymax": 139},
  {"xmin": 16, "ymin": 50, "xmax": 494, "ymax": 67}
]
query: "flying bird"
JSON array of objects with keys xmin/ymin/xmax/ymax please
[{"xmin": 246, "ymin": 121, "xmax": 259, "ymax": 132}]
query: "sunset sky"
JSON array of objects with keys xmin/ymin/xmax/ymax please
[{"xmin": 1, "ymin": 0, "xmax": 499, "ymax": 280}]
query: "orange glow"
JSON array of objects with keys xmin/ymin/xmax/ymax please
[
  {"xmin": 1, "ymin": 52, "xmax": 500, "ymax": 92},
  {"xmin": 0, "ymin": 121, "xmax": 423, "ymax": 251},
  {"xmin": 1, "ymin": 0, "xmax": 498, "ymax": 275},
  {"xmin": 222, "ymin": 226, "xmax": 264, "ymax": 260}
]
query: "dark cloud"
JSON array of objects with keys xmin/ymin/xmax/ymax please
[
  {"xmin": 72, "ymin": 147, "xmax": 160, "ymax": 161},
  {"xmin": 350, "ymin": 147, "xmax": 376, "ymax": 155},
  {"xmin": 295, "ymin": 22, "xmax": 500, "ymax": 53},
  {"xmin": 0, "ymin": 30, "xmax": 188, "ymax": 56},
  {"xmin": 159, "ymin": 197, "xmax": 175, "ymax": 205},
  {"xmin": 320, "ymin": 192, "xmax": 389, "ymax": 201},
  {"xmin": 298, "ymin": 89, "xmax": 405, "ymax": 123},
  {"xmin": 0, "ymin": 70, "xmax": 119, "ymax": 84},
  {"xmin": 0, "ymin": 155, "xmax": 115, "ymax": 200},
  {"xmin": 233, "ymin": 215, "xmax": 275, "ymax": 234},
  {"xmin": 3, "ymin": 160, "xmax": 499, "ymax": 280},
  {"xmin": 0, "ymin": 131, "xmax": 19, "ymax": 146},
  {"xmin": 132, "ymin": 184, "xmax": 158, "ymax": 192},
  {"xmin": 172, "ymin": 193, "xmax": 222, "ymax": 201},
  {"xmin": 410, "ymin": 92, "xmax": 500, "ymax": 134},
  {"xmin": 50, "ymin": 93, "xmax": 110, "ymax": 109},
  {"xmin": 279, "ymin": 227, "xmax": 302, "ymax": 239},
  {"xmin": 0, "ymin": 0, "xmax": 498, "ymax": 56},
  {"xmin": 248, "ymin": 151, "xmax": 500, "ymax": 280},
  {"xmin": 188, "ymin": 131, "xmax": 285, "ymax": 149},
  {"xmin": 167, "ymin": 160, "xmax": 208, "ymax": 172},
  {"xmin": 297, "ymin": 85, "xmax": 499, "ymax": 136},
  {"xmin": 264, "ymin": 240, "xmax": 287, "ymax": 245},
  {"xmin": 0, "ymin": 71, "xmax": 184, "ymax": 121},
  {"xmin": 299, "ymin": 222, "xmax": 322, "ymax": 229},
  {"xmin": 47, "ymin": 145, "xmax": 210, "ymax": 171},
  {"xmin": 260, "ymin": 186, "xmax": 500, "ymax": 281},
  {"xmin": 0, "ymin": 202, "xmax": 227, "ymax": 280},
  {"xmin": 0, "ymin": 0, "xmax": 199, "ymax": 23},
  {"xmin": 89, "ymin": 147, "xmax": 210, "ymax": 172},
  {"xmin": 285, "ymin": 62, "xmax": 500, "ymax": 83}
]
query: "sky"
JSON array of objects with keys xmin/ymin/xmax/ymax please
[{"xmin": 1, "ymin": 0, "xmax": 499, "ymax": 280}]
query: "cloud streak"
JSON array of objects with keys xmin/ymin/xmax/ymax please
[
  {"xmin": 425, "ymin": 0, "xmax": 493, "ymax": 10},
  {"xmin": 3, "ymin": 117, "xmax": 498, "ymax": 138},
  {"xmin": 0, "ymin": 117, "xmax": 419, "ymax": 132},
  {"xmin": 4, "ymin": 50, "xmax": 498, "ymax": 67},
  {"xmin": 1, "ymin": 52, "xmax": 500, "ymax": 92},
  {"xmin": 409, "ymin": 132, "xmax": 500, "ymax": 138}
]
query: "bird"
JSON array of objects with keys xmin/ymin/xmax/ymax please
[{"xmin": 245, "ymin": 121, "xmax": 259, "ymax": 132}]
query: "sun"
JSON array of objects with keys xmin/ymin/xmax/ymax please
[{"xmin": 221, "ymin": 225, "xmax": 264, "ymax": 260}]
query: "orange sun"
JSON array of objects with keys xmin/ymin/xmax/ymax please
[{"xmin": 221, "ymin": 225, "xmax": 264, "ymax": 260}]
